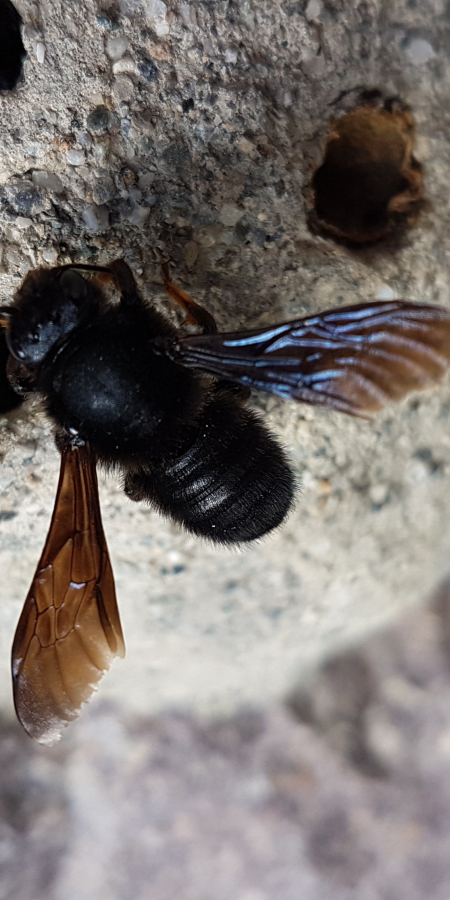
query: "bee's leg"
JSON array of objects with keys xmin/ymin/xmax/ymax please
[
  {"xmin": 162, "ymin": 263, "xmax": 217, "ymax": 335},
  {"xmin": 106, "ymin": 259, "xmax": 143, "ymax": 306},
  {"xmin": 60, "ymin": 261, "xmax": 140, "ymax": 303},
  {"xmin": 3, "ymin": 351, "xmax": 32, "ymax": 408}
]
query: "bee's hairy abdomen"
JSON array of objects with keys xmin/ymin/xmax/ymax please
[{"xmin": 124, "ymin": 390, "xmax": 296, "ymax": 544}]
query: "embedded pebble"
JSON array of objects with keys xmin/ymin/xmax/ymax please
[
  {"xmin": 376, "ymin": 284, "xmax": 397, "ymax": 300},
  {"xmin": 4, "ymin": 226, "xmax": 21, "ymax": 243},
  {"xmin": 19, "ymin": 259, "xmax": 32, "ymax": 275},
  {"xmin": 179, "ymin": 3, "xmax": 197, "ymax": 26},
  {"xmin": 96, "ymin": 15, "xmax": 120, "ymax": 31},
  {"xmin": 138, "ymin": 57, "xmax": 158, "ymax": 82},
  {"xmin": 407, "ymin": 38, "xmax": 435, "ymax": 64},
  {"xmin": 219, "ymin": 204, "xmax": 244, "ymax": 227},
  {"xmin": 112, "ymin": 76, "xmax": 135, "ymax": 102},
  {"xmin": 42, "ymin": 247, "xmax": 58, "ymax": 264},
  {"xmin": 92, "ymin": 177, "xmax": 115, "ymax": 205},
  {"xmin": 140, "ymin": 137, "xmax": 154, "ymax": 154},
  {"xmin": 93, "ymin": 144, "xmax": 107, "ymax": 165},
  {"xmin": 3, "ymin": 182, "xmax": 46, "ymax": 215},
  {"xmin": 6, "ymin": 247, "xmax": 23, "ymax": 267},
  {"xmin": 31, "ymin": 171, "xmax": 64, "ymax": 192},
  {"xmin": 144, "ymin": 0, "xmax": 169, "ymax": 36},
  {"xmin": 219, "ymin": 231, "xmax": 234, "ymax": 246},
  {"xmin": 89, "ymin": 92, "xmax": 105, "ymax": 106},
  {"xmin": 224, "ymin": 47, "xmax": 238, "ymax": 65},
  {"xmin": 14, "ymin": 217, "xmax": 32, "ymax": 229},
  {"xmin": 120, "ymin": 0, "xmax": 141, "ymax": 14},
  {"xmin": 87, "ymin": 106, "xmax": 113, "ymax": 133},
  {"xmin": 369, "ymin": 484, "xmax": 389, "ymax": 506},
  {"xmin": 76, "ymin": 132, "xmax": 92, "ymax": 149},
  {"xmin": 237, "ymin": 137, "xmax": 256, "ymax": 155},
  {"xmin": 305, "ymin": 0, "xmax": 323, "ymax": 19},
  {"xmin": 128, "ymin": 187, "xmax": 143, "ymax": 203},
  {"xmin": 145, "ymin": 0, "xmax": 167, "ymax": 17},
  {"xmin": 35, "ymin": 42, "xmax": 46, "ymax": 64},
  {"xmin": 82, "ymin": 203, "xmax": 110, "ymax": 232},
  {"xmin": 113, "ymin": 57, "xmax": 138, "ymax": 76},
  {"xmin": 66, "ymin": 149, "xmax": 86, "ymax": 166},
  {"xmin": 23, "ymin": 25, "xmax": 40, "ymax": 41},
  {"xmin": 408, "ymin": 461, "xmax": 429, "ymax": 483},
  {"xmin": 127, "ymin": 205, "xmax": 150, "ymax": 227},
  {"xmin": 106, "ymin": 34, "xmax": 129, "ymax": 60}
]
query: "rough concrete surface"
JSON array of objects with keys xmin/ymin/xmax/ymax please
[{"xmin": 0, "ymin": 0, "xmax": 450, "ymax": 730}]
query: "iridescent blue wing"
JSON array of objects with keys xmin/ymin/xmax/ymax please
[{"xmin": 170, "ymin": 302, "xmax": 450, "ymax": 416}]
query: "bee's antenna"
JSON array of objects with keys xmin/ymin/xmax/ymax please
[{"xmin": 57, "ymin": 263, "xmax": 112, "ymax": 275}]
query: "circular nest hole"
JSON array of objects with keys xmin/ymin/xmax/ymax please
[{"xmin": 309, "ymin": 101, "xmax": 425, "ymax": 245}]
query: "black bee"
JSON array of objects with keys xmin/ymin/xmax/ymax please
[
  {"xmin": 0, "ymin": 0, "xmax": 26, "ymax": 91},
  {"xmin": 2, "ymin": 258, "xmax": 450, "ymax": 745}
]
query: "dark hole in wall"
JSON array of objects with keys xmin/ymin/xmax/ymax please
[
  {"xmin": 309, "ymin": 94, "xmax": 425, "ymax": 246},
  {"xmin": 0, "ymin": 0, "xmax": 26, "ymax": 91}
]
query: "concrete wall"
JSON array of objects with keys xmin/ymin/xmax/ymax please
[{"xmin": 0, "ymin": 0, "xmax": 449, "ymax": 728}]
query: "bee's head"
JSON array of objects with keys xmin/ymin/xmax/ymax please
[{"xmin": 1, "ymin": 267, "xmax": 105, "ymax": 370}]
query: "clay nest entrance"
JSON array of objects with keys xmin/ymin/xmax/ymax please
[{"xmin": 309, "ymin": 98, "xmax": 425, "ymax": 246}]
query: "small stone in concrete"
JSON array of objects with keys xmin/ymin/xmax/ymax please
[
  {"xmin": 106, "ymin": 34, "xmax": 129, "ymax": 61},
  {"xmin": 42, "ymin": 246, "xmax": 58, "ymax": 264},
  {"xmin": 219, "ymin": 204, "xmax": 244, "ymax": 227},
  {"xmin": 127, "ymin": 205, "xmax": 150, "ymax": 226},
  {"xmin": 4, "ymin": 182, "xmax": 46, "ymax": 215},
  {"xmin": 96, "ymin": 15, "xmax": 120, "ymax": 31},
  {"xmin": 144, "ymin": 0, "xmax": 169, "ymax": 36},
  {"xmin": 35, "ymin": 42, "xmax": 46, "ymax": 64},
  {"xmin": 87, "ymin": 106, "xmax": 113, "ymax": 133},
  {"xmin": 92, "ymin": 177, "xmax": 115, "ymax": 205},
  {"xmin": 224, "ymin": 47, "xmax": 238, "ymax": 65},
  {"xmin": 31, "ymin": 171, "xmax": 63, "ymax": 192},
  {"xmin": 305, "ymin": 0, "xmax": 323, "ymax": 20},
  {"xmin": 14, "ymin": 216, "xmax": 32, "ymax": 229},
  {"xmin": 113, "ymin": 57, "xmax": 138, "ymax": 76},
  {"xmin": 82, "ymin": 203, "xmax": 110, "ymax": 232},
  {"xmin": 66, "ymin": 149, "xmax": 86, "ymax": 166},
  {"xmin": 407, "ymin": 38, "xmax": 435, "ymax": 65},
  {"xmin": 112, "ymin": 76, "xmax": 134, "ymax": 102},
  {"xmin": 138, "ymin": 56, "xmax": 158, "ymax": 82}
]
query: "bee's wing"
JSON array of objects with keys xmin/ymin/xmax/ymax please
[
  {"xmin": 12, "ymin": 442, "xmax": 125, "ymax": 745},
  {"xmin": 172, "ymin": 301, "xmax": 450, "ymax": 416}
]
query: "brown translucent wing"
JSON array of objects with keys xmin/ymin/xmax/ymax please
[
  {"xmin": 12, "ymin": 442, "xmax": 125, "ymax": 745},
  {"xmin": 170, "ymin": 301, "xmax": 450, "ymax": 416}
]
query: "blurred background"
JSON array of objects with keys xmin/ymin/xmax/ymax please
[
  {"xmin": 4, "ymin": 581, "xmax": 450, "ymax": 900},
  {"xmin": 1, "ymin": 0, "xmax": 450, "ymax": 896}
]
